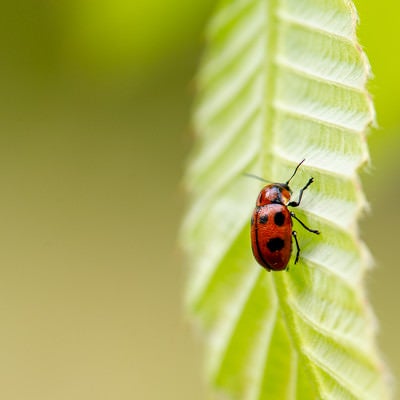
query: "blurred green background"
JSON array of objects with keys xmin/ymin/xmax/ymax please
[{"xmin": 0, "ymin": 1, "xmax": 397, "ymax": 399}]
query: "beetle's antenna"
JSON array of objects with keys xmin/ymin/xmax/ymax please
[
  {"xmin": 286, "ymin": 159, "xmax": 305, "ymax": 185},
  {"xmin": 243, "ymin": 173, "xmax": 272, "ymax": 184}
]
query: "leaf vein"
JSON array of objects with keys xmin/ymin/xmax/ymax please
[
  {"xmin": 275, "ymin": 55, "xmax": 367, "ymax": 91},
  {"xmin": 277, "ymin": 10, "xmax": 354, "ymax": 42},
  {"xmin": 273, "ymin": 101, "xmax": 370, "ymax": 133}
]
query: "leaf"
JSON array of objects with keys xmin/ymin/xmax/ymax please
[{"xmin": 181, "ymin": 0, "xmax": 391, "ymax": 399}]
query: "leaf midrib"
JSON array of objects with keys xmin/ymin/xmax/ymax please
[{"xmin": 264, "ymin": 1, "xmax": 325, "ymax": 397}]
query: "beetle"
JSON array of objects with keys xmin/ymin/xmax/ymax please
[{"xmin": 248, "ymin": 159, "xmax": 320, "ymax": 271}]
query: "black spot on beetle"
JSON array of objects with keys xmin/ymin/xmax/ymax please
[
  {"xmin": 274, "ymin": 212, "xmax": 285, "ymax": 226},
  {"xmin": 259, "ymin": 214, "xmax": 268, "ymax": 224},
  {"xmin": 266, "ymin": 237, "xmax": 285, "ymax": 252}
]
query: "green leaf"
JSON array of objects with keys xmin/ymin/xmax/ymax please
[{"xmin": 182, "ymin": 0, "xmax": 391, "ymax": 399}]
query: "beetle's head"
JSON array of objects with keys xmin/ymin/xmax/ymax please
[{"xmin": 256, "ymin": 183, "xmax": 291, "ymax": 206}]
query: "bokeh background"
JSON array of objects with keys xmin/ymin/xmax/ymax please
[{"xmin": 0, "ymin": 1, "xmax": 397, "ymax": 399}]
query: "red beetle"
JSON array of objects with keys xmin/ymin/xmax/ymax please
[{"xmin": 248, "ymin": 160, "xmax": 320, "ymax": 271}]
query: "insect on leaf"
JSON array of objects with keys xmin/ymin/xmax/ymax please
[{"xmin": 181, "ymin": 0, "xmax": 391, "ymax": 398}]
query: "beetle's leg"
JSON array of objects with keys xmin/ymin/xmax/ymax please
[
  {"xmin": 291, "ymin": 212, "xmax": 320, "ymax": 234},
  {"xmin": 292, "ymin": 231, "xmax": 300, "ymax": 264},
  {"xmin": 288, "ymin": 178, "xmax": 314, "ymax": 207}
]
